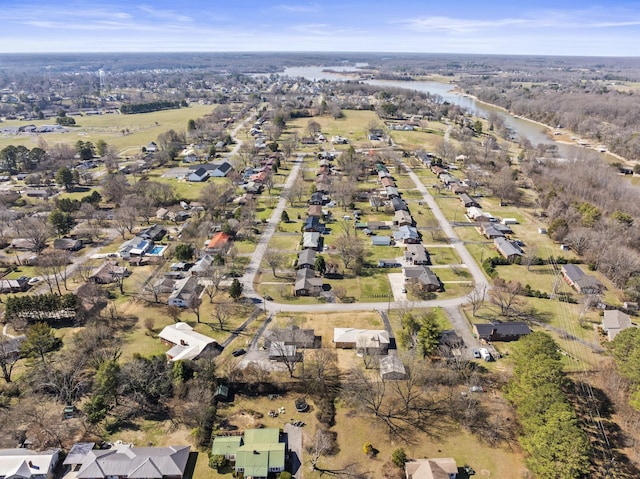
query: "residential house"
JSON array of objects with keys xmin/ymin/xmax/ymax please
[
  {"xmin": 303, "ymin": 216, "xmax": 324, "ymax": 233},
  {"xmin": 450, "ymin": 184, "xmax": 469, "ymax": 194},
  {"xmin": 89, "ymin": 261, "xmax": 129, "ymax": 284},
  {"xmin": 0, "ymin": 448, "xmax": 60, "ymax": 479},
  {"xmin": 380, "ymin": 354, "xmax": 407, "ymax": 380},
  {"xmin": 391, "ymin": 197, "xmax": 408, "ymax": 211},
  {"xmin": 440, "ymin": 174, "xmax": 459, "ymax": 187},
  {"xmin": 405, "ymin": 458, "xmax": 458, "ymax": 479},
  {"xmin": 473, "ymin": 322, "xmax": 531, "ymax": 342},
  {"xmin": 64, "ymin": 443, "xmax": 190, "ymax": 479},
  {"xmin": 294, "ymin": 268, "xmax": 323, "ymax": 296},
  {"xmin": 309, "ymin": 192, "xmax": 325, "ymax": 205},
  {"xmin": 10, "ymin": 238, "xmax": 37, "ymax": 251},
  {"xmin": 602, "ymin": 310, "xmax": 634, "ymax": 341},
  {"xmin": 404, "ymin": 244, "xmax": 431, "ymax": 265},
  {"xmin": 459, "ymin": 193, "xmax": 479, "ymax": 208},
  {"xmin": 156, "ymin": 207, "xmax": 170, "ymax": 220},
  {"xmin": 372, "ymin": 236, "xmax": 392, "ymax": 246},
  {"xmin": 119, "ymin": 236, "xmax": 153, "ymax": 259},
  {"xmin": 187, "ymin": 167, "xmax": 209, "ymax": 182},
  {"xmin": 494, "ymin": 237, "xmax": 524, "ymax": 263},
  {"xmin": 189, "ymin": 254, "xmax": 214, "ymax": 276},
  {"xmin": 213, "ymin": 428, "xmax": 285, "ymax": 479},
  {"xmin": 268, "ymin": 342, "xmax": 302, "ymax": 362},
  {"xmin": 209, "ymin": 161, "xmax": 233, "ymax": 177},
  {"xmin": 393, "ymin": 210, "xmax": 413, "ymax": 226},
  {"xmin": 0, "ymin": 278, "xmax": 29, "ymax": 293},
  {"xmin": 380, "ymin": 177, "xmax": 395, "ymax": 188},
  {"xmin": 297, "ymin": 249, "xmax": 316, "ymax": 269},
  {"xmin": 394, "ymin": 225, "xmax": 421, "ymax": 244},
  {"xmin": 467, "ymin": 207, "xmax": 495, "ymax": 222},
  {"xmin": 333, "ymin": 328, "xmax": 390, "ymax": 355},
  {"xmin": 264, "ymin": 327, "xmax": 316, "ymax": 349},
  {"xmin": 307, "ymin": 204, "xmax": 323, "ymax": 217},
  {"xmin": 146, "ymin": 141, "xmax": 158, "ymax": 152},
  {"xmin": 561, "ymin": 264, "xmax": 603, "ymax": 294},
  {"xmin": 404, "ymin": 266, "xmax": 442, "ymax": 292},
  {"xmin": 139, "ymin": 224, "xmax": 166, "ymax": 241},
  {"xmin": 302, "ymin": 232, "xmax": 321, "ymax": 250},
  {"xmin": 159, "ymin": 322, "xmax": 218, "ymax": 361},
  {"xmin": 168, "ymin": 276, "xmax": 201, "ymax": 307},
  {"xmin": 478, "ymin": 223, "xmax": 506, "ymax": 239},
  {"xmin": 210, "ymin": 437, "xmax": 241, "ymax": 462},
  {"xmin": 53, "ymin": 238, "xmax": 83, "ymax": 251},
  {"xmin": 367, "ymin": 221, "xmax": 392, "ymax": 231},
  {"xmin": 205, "ymin": 232, "xmax": 231, "ymax": 253},
  {"xmin": 384, "ymin": 186, "xmax": 400, "ymax": 199}
]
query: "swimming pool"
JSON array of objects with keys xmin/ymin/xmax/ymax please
[{"xmin": 148, "ymin": 245, "xmax": 167, "ymax": 256}]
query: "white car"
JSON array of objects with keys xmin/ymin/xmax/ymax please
[{"xmin": 28, "ymin": 277, "xmax": 41, "ymax": 285}]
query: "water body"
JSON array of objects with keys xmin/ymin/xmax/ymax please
[{"xmin": 283, "ymin": 66, "xmax": 586, "ymax": 159}]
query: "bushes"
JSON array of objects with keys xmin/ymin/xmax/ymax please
[{"xmin": 315, "ymin": 396, "xmax": 336, "ymax": 427}]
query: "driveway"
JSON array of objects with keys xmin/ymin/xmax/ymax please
[
  {"xmin": 284, "ymin": 423, "xmax": 303, "ymax": 479},
  {"xmin": 387, "ymin": 272, "xmax": 407, "ymax": 301}
]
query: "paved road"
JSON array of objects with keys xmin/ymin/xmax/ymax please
[{"xmin": 240, "ymin": 155, "xmax": 304, "ymax": 297}]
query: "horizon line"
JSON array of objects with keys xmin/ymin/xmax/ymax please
[{"xmin": 0, "ymin": 50, "xmax": 639, "ymax": 59}]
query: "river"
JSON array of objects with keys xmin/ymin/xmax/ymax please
[{"xmin": 282, "ymin": 65, "xmax": 591, "ymax": 160}]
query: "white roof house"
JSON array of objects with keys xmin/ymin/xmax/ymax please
[
  {"xmin": 302, "ymin": 232, "xmax": 320, "ymax": 249},
  {"xmin": 0, "ymin": 449, "xmax": 60, "ymax": 479},
  {"xmin": 158, "ymin": 322, "xmax": 217, "ymax": 361},
  {"xmin": 602, "ymin": 310, "xmax": 634, "ymax": 341},
  {"xmin": 333, "ymin": 328, "xmax": 390, "ymax": 353}
]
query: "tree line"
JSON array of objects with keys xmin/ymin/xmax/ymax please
[{"xmin": 120, "ymin": 100, "xmax": 182, "ymax": 114}]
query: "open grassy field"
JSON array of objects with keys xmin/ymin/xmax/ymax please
[
  {"xmin": 288, "ymin": 109, "xmax": 380, "ymax": 146},
  {"xmin": 0, "ymin": 104, "xmax": 216, "ymax": 153}
]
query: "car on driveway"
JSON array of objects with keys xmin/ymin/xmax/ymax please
[
  {"xmin": 232, "ymin": 348, "xmax": 246, "ymax": 357},
  {"xmin": 472, "ymin": 348, "xmax": 481, "ymax": 358}
]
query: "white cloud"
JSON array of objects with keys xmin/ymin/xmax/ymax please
[{"xmin": 274, "ymin": 3, "xmax": 321, "ymax": 13}]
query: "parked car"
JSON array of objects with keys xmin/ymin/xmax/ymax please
[
  {"xmin": 472, "ymin": 348, "xmax": 481, "ymax": 359},
  {"xmin": 232, "ymin": 348, "xmax": 246, "ymax": 357},
  {"xmin": 28, "ymin": 277, "xmax": 41, "ymax": 285}
]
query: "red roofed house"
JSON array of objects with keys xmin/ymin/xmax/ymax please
[{"xmin": 206, "ymin": 232, "xmax": 231, "ymax": 253}]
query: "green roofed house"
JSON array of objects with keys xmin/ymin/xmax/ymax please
[
  {"xmin": 210, "ymin": 436, "xmax": 242, "ymax": 462},
  {"xmin": 211, "ymin": 428, "xmax": 285, "ymax": 479}
]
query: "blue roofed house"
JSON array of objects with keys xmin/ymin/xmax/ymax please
[
  {"xmin": 303, "ymin": 216, "xmax": 324, "ymax": 232},
  {"xmin": 393, "ymin": 225, "xmax": 421, "ymax": 244}
]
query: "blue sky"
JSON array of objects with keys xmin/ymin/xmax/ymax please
[{"xmin": 2, "ymin": 1, "xmax": 640, "ymax": 56}]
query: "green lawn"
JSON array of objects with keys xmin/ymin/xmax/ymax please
[{"xmin": 0, "ymin": 104, "xmax": 216, "ymax": 153}]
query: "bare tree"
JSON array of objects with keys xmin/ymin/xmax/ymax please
[
  {"xmin": 211, "ymin": 299, "xmax": 234, "ymax": 331},
  {"xmin": 333, "ymin": 234, "xmax": 366, "ymax": 271},
  {"xmin": 466, "ymin": 284, "xmax": 488, "ymax": 317},
  {"xmin": 264, "ymin": 249, "xmax": 283, "ymax": 278},
  {"xmin": 489, "ymin": 278, "xmax": 522, "ymax": 317},
  {"xmin": 188, "ymin": 294, "xmax": 203, "ymax": 323},
  {"xmin": 17, "ymin": 216, "xmax": 51, "ymax": 253},
  {"xmin": 38, "ymin": 251, "xmax": 71, "ymax": 293},
  {"xmin": 113, "ymin": 206, "xmax": 137, "ymax": 239},
  {"xmin": 0, "ymin": 337, "xmax": 22, "ymax": 383},
  {"xmin": 201, "ymin": 264, "xmax": 225, "ymax": 302}
]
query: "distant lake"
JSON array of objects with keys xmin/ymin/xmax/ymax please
[{"xmin": 283, "ymin": 65, "xmax": 591, "ymax": 160}]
